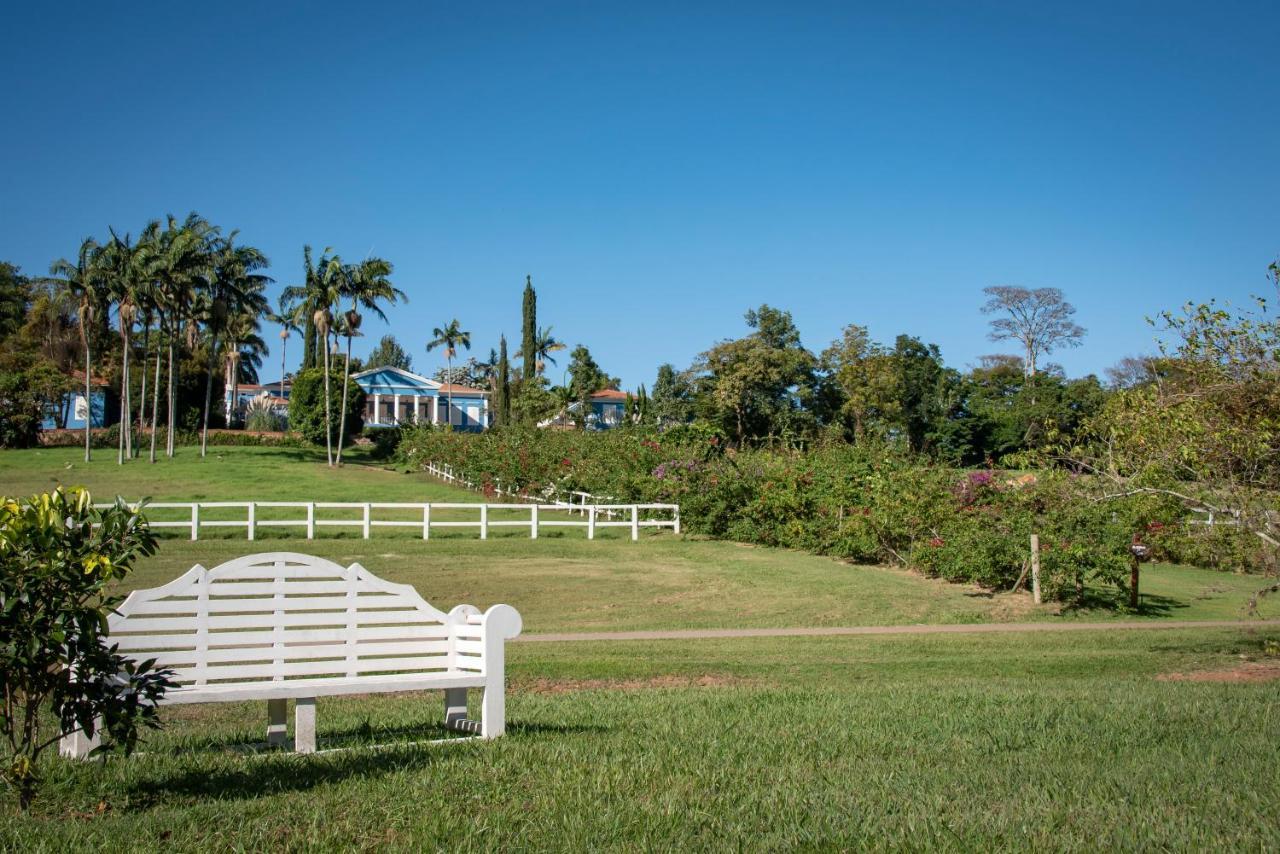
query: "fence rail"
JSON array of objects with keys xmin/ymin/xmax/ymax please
[{"xmin": 94, "ymin": 500, "xmax": 680, "ymax": 542}]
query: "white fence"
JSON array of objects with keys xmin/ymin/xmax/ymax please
[{"xmin": 95, "ymin": 500, "xmax": 680, "ymax": 542}]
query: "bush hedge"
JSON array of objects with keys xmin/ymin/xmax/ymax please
[{"xmin": 398, "ymin": 425, "xmax": 1251, "ymax": 603}]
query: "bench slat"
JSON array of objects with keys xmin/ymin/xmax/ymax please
[
  {"xmin": 149, "ymin": 639, "xmax": 454, "ymax": 667},
  {"xmin": 113, "ymin": 623, "xmax": 452, "ymax": 652},
  {"xmin": 194, "ymin": 655, "xmax": 454, "ymax": 681}
]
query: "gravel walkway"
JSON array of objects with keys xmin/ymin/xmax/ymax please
[{"xmin": 517, "ymin": 619, "xmax": 1278, "ymax": 643}]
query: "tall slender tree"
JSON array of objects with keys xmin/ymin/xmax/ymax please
[
  {"xmin": 496, "ymin": 335, "xmax": 511, "ymax": 426},
  {"xmin": 521, "ymin": 275, "xmax": 537, "ymax": 386},
  {"xmin": 427, "ymin": 319, "xmax": 471, "ymax": 428},
  {"xmin": 47, "ymin": 237, "xmax": 105, "ymax": 462},
  {"xmin": 101, "ymin": 229, "xmax": 143, "ymax": 463},
  {"xmin": 335, "ymin": 257, "xmax": 404, "ymax": 464},
  {"xmin": 981, "ymin": 286, "xmax": 1086, "ymax": 377}
]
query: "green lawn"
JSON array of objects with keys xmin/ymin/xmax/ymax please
[
  {"xmin": 0, "ymin": 446, "xmax": 1273, "ymax": 630},
  {"xmin": 5, "ymin": 628, "xmax": 1278, "ymax": 849},
  {"xmin": 2, "ymin": 445, "xmax": 1279, "ymax": 847}
]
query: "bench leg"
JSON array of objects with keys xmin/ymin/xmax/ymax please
[
  {"xmin": 59, "ymin": 719, "xmax": 102, "ymax": 760},
  {"xmin": 481, "ymin": 680, "xmax": 505, "ymax": 739},
  {"xmin": 295, "ymin": 697, "xmax": 317, "ymax": 754},
  {"xmin": 267, "ymin": 699, "xmax": 288, "ymax": 748},
  {"xmin": 444, "ymin": 687, "xmax": 469, "ymax": 731}
]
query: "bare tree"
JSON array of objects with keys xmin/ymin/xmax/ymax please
[{"xmin": 981, "ymin": 286, "xmax": 1085, "ymax": 376}]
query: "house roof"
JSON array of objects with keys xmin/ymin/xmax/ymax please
[
  {"xmin": 437, "ymin": 383, "xmax": 490, "ymax": 396},
  {"xmin": 352, "ymin": 366, "xmax": 490, "ymax": 397},
  {"xmin": 69, "ymin": 370, "xmax": 109, "ymax": 387},
  {"xmin": 590, "ymin": 388, "xmax": 629, "ymax": 401}
]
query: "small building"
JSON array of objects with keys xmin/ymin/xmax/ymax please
[
  {"xmin": 42, "ymin": 371, "xmax": 110, "ymax": 430},
  {"xmin": 539, "ymin": 388, "xmax": 629, "ymax": 430},
  {"xmin": 353, "ymin": 366, "xmax": 490, "ymax": 431}
]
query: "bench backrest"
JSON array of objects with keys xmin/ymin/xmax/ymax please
[{"xmin": 109, "ymin": 552, "xmax": 481, "ymax": 687}]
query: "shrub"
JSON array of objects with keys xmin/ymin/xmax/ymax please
[
  {"xmin": 244, "ymin": 398, "xmax": 286, "ymax": 432},
  {"xmin": 363, "ymin": 425, "xmax": 403, "ymax": 459},
  {"xmin": 288, "ymin": 369, "xmax": 365, "ymax": 448},
  {"xmin": 0, "ymin": 488, "xmax": 174, "ymax": 807}
]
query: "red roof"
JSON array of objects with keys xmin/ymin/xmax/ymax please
[
  {"xmin": 590, "ymin": 388, "xmax": 628, "ymax": 401},
  {"xmin": 437, "ymin": 384, "xmax": 489, "ymax": 395}
]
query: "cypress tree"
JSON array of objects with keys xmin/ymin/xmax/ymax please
[
  {"xmin": 521, "ymin": 275, "xmax": 536, "ymax": 385},
  {"xmin": 303, "ymin": 316, "xmax": 318, "ymax": 370},
  {"xmin": 496, "ymin": 335, "xmax": 511, "ymax": 426}
]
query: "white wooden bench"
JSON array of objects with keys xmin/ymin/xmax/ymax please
[{"xmin": 60, "ymin": 552, "xmax": 522, "ymax": 757}]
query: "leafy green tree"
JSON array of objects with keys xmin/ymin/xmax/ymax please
[
  {"xmin": 427, "ymin": 319, "xmax": 471, "ymax": 427},
  {"xmin": 288, "ymin": 368, "xmax": 365, "ymax": 447},
  {"xmin": 0, "ymin": 350, "xmax": 71, "ymax": 448},
  {"xmin": 820, "ymin": 324, "xmax": 899, "ymax": 441},
  {"xmin": 566, "ymin": 344, "xmax": 614, "ymax": 429},
  {"xmin": 0, "ymin": 488, "xmax": 172, "ymax": 807},
  {"xmin": 0, "ymin": 262, "xmax": 29, "ymax": 341},
  {"xmin": 650, "ymin": 363, "xmax": 694, "ymax": 427},
  {"xmin": 365, "ymin": 334, "xmax": 413, "ymax": 371}
]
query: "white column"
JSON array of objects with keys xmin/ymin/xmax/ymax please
[
  {"xmin": 373, "ymin": 393, "xmax": 381, "ymax": 425},
  {"xmin": 433, "ymin": 396, "xmax": 439, "ymax": 425},
  {"xmin": 393, "ymin": 394, "xmax": 400, "ymax": 423}
]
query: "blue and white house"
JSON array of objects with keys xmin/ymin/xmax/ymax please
[{"xmin": 353, "ymin": 366, "xmax": 491, "ymax": 431}]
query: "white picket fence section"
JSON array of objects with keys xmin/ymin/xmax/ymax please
[
  {"xmin": 94, "ymin": 500, "xmax": 680, "ymax": 542},
  {"xmin": 423, "ymin": 462, "xmax": 627, "ymax": 519}
]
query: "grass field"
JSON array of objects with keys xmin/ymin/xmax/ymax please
[{"xmin": 1, "ymin": 446, "xmax": 1278, "ymax": 848}]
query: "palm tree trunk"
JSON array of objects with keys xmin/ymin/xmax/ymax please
[
  {"xmin": 118, "ymin": 331, "xmax": 129, "ymax": 465},
  {"xmin": 149, "ymin": 331, "xmax": 162, "ymax": 463},
  {"xmin": 336, "ymin": 334, "xmax": 353, "ymax": 465},
  {"xmin": 200, "ymin": 334, "xmax": 217, "ymax": 458},
  {"xmin": 82, "ymin": 330, "xmax": 92, "ymax": 463},
  {"xmin": 446, "ymin": 355, "xmax": 453, "ymax": 430},
  {"xmin": 166, "ymin": 340, "xmax": 176, "ymax": 457},
  {"xmin": 322, "ymin": 335, "xmax": 333, "ymax": 466},
  {"xmin": 137, "ymin": 322, "xmax": 149, "ymax": 458}
]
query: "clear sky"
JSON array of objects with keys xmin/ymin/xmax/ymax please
[{"xmin": 3, "ymin": 2, "xmax": 1277, "ymax": 388}]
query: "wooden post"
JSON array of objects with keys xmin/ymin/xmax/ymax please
[
  {"xmin": 247, "ymin": 502, "xmax": 256, "ymax": 541},
  {"xmin": 631, "ymin": 505, "xmax": 639, "ymax": 541},
  {"xmin": 673, "ymin": 506, "xmax": 681, "ymax": 535},
  {"xmin": 480, "ymin": 504, "xmax": 488, "ymax": 540},
  {"xmin": 1030, "ymin": 534, "xmax": 1041, "ymax": 604},
  {"xmin": 191, "ymin": 503, "xmax": 199, "ymax": 541},
  {"xmin": 530, "ymin": 504, "xmax": 539, "ymax": 539},
  {"xmin": 587, "ymin": 506, "xmax": 596, "ymax": 540},
  {"xmin": 422, "ymin": 504, "xmax": 431, "ymax": 540},
  {"xmin": 362, "ymin": 503, "xmax": 371, "ymax": 539},
  {"xmin": 306, "ymin": 502, "xmax": 315, "ymax": 539},
  {"xmin": 1129, "ymin": 553, "xmax": 1140, "ymax": 610}
]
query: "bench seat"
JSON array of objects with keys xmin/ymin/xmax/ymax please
[
  {"xmin": 60, "ymin": 552, "xmax": 521, "ymax": 757},
  {"xmin": 163, "ymin": 671, "xmax": 491, "ymax": 704}
]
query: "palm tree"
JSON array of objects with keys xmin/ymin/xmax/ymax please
[
  {"xmin": 280, "ymin": 246, "xmax": 343, "ymax": 465},
  {"xmin": 48, "ymin": 237, "xmax": 105, "ymax": 462},
  {"xmin": 222, "ymin": 308, "xmax": 268, "ymax": 429},
  {"xmin": 427, "ymin": 319, "xmax": 471, "ymax": 428},
  {"xmin": 199, "ymin": 234, "xmax": 269, "ymax": 454},
  {"xmin": 515, "ymin": 325, "xmax": 567, "ymax": 375},
  {"xmin": 101, "ymin": 229, "xmax": 143, "ymax": 464},
  {"xmin": 335, "ymin": 257, "xmax": 404, "ymax": 463},
  {"xmin": 269, "ymin": 302, "xmax": 301, "ymax": 418}
]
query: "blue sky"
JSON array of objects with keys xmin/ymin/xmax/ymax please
[{"xmin": 2, "ymin": 2, "xmax": 1277, "ymax": 388}]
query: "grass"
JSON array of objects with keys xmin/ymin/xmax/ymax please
[
  {"xmin": 0, "ymin": 446, "xmax": 1273, "ymax": 630},
  {"xmin": 4, "ymin": 628, "xmax": 1278, "ymax": 849},
  {"xmin": 2, "ymin": 445, "xmax": 1278, "ymax": 847}
]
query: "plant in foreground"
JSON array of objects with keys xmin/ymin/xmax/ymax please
[{"xmin": 0, "ymin": 488, "xmax": 173, "ymax": 807}]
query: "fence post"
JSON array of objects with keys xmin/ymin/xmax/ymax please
[
  {"xmin": 363, "ymin": 503, "xmax": 371, "ymax": 539},
  {"xmin": 631, "ymin": 505, "xmax": 639, "ymax": 541},
  {"xmin": 673, "ymin": 506, "xmax": 681, "ymax": 535},
  {"xmin": 531, "ymin": 504, "xmax": 539, "ymax": 539},
  {"xmin": 588, "ymin": 506, "xmax": 596, "ymax": 540},
  {"xmin": 307, "ymin": 502, "xmax": 315, "ymax": 539},
  {"xmin": 1030, "ymin": 534, "xmax": 1042, "ymax": 604},
  {"xmin": 423, "ymin": 504, "xmax": 431, "ymax": 540},
  {"xmin": 191, "ymin": 504, "xmax": 199, "ymax": 541},
  {"xmin": 480, "ymin": 504, "xmax": 488, "ymax": 540},
  {"xmin": 247, "ymin": 502, "xmax": 256, "ymax": 541}
]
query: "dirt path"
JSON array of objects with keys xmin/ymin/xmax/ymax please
[{"xmin": 517, "ymin": 619, "xmax": 1279, "ymax": 643}]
